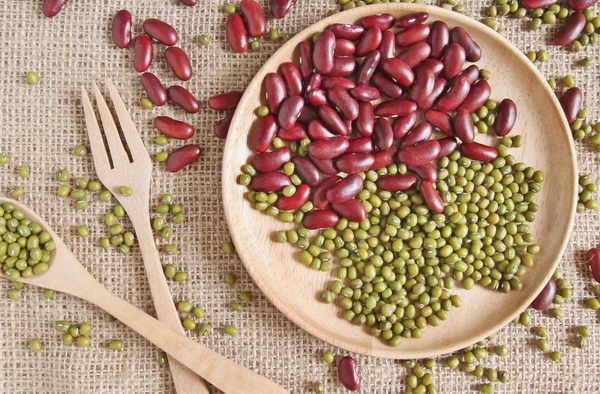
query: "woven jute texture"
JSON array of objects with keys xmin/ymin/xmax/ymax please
[{"xmin": 1, "ymin": 0, "xmax": 600, "ymax": 393}]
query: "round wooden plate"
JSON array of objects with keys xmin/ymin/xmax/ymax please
[{"xmin": 222, "ymin": 4, "xmax": 577, "ymax": 359}]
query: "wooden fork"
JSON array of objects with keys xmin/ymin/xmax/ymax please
[{"xmin": 81, "ymin": 80, "xmax": 207, "ymax": 393}]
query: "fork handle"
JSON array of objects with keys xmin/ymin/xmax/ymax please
[{"xmin": 129, "ymin": 210, "xmax": 210, "ymax": 394}]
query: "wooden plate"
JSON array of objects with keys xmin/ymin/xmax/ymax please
[{"xmin": 222, "ymin": 4, "xmax": 577, "ymax": 359}]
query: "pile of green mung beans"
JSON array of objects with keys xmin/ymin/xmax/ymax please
[
  {"xmin": 55, "ymin": 320, "xmax": 95, "ymax": 347},
  {"xmin": 577, "ymin": 174, "xmax": 598, "ymax": 212},
  {"xmin": 56, "ymin": 168, "xmax": 110, "ymax": 211}
]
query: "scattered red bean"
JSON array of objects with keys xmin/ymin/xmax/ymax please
[
  {"xmin": 420, "ymin": 181, "xmax": 444, "ymax": 213},
  {"xmin": 453, "ymin": 109, "xmax": 475, "ymax": 143},
  {"xmin": 112, "ymin": 10, "xmax": 133, "ymax": 48},
  {"xmin": 277, "ymin": 184, "xmax": 311, "ymax": 210},
  {"xmin": 213, "ymin": 111, "xmax": 234, "ymax": 139},
  {"xmin": 442, "ymin": 43, "xmax": 466, "ymax": 79},
  {"xmin": 588, "ymin": 248, "xmax": 600, "ymax": 283},
  {"xmin": 313, "ymin": 31, "xmax": 336, "ymax": 74},
  {"xmin": 397, "ymin": 140, "xmax": 440, "ymax": 166},
  {"xmin": 381, "ymin": 58, "xmax": 414, "ymax": 87},
  {"xmin": 559, "ymin": 87, "xmax": 582, "ymax": 124},
  {"xmin": 530, "ymin": 278, "xmax": 557, "ymax": 310},
  {"xmin": 226, "ymin": 14, "xmax": 249, "ymax": 53},
  {"xmin": 249, "ymin": 115, "xmax": 278, "ymax": 152},
  {"xmin": 308, "ymin": 120, "xmax": 336, "ymax": 140},
  {"xmin": 395, "ymin": 12, "xmax": 428, "ymax": 28},
  {"xmin": 460, "ymin": 64, "xmax": 480, "ymax": 85},
  {"xmin": 292, "ymin": 156, "xmax": 321, "ymax": 186},
  {"xmin": 332, "ymin": 200, "xmax": 367, "ymax": 222},
  {"xmin": 378, "ymin": 174, "xmax": 418, "ymax": 191},
  {"xmin": 143, "ymin": 18, "xmax": 179, "ymax": 46},
  {"xmin": 166, "ymin": 144, "xmax": 201, "ymax": 172},
  {"xmin": 42, "ymin": 0, "xmax": 69, "ymax": 18},
  {"xmin": 303, "ymin": 210, "xmax": 339, "ymax": 230},
  {"xmin": 164, "ymin": 47, "xmax": 192, "ymax": 81},
  {"xmin": 140, "ymin": 73, "xmax": 167, "ymax": 106},
  {"xmin": 328, "ymin": 57, "xmax": 357, "ymax": 78},
  {"xmin": 252, "ymin": 147, "xmax": 291, "ymax": 172},
  {"xmin": 429, "ymin": 21, "xmax": 449, "ymax": 59},
  {"xmin": 555, "ymin": 11, "xmax": 586, "ymax": 45},
  {"xmin": 154, "ymin": 116, "xmax": 195, "ymax": 140},
  {"xmin": 450, "ymin": 27, "xmax": 481, "ymax": 62},
  {"xmin": 271, "ymin": 0, "xmax": 297, "ymax": 19},
  {"xmin": 338, "ymin": 356, "xmax": 360, "ymax": 392},
  {"xmin": 134, "ymin": 35, "xmax": 154, "ymax": 73},
  {"xmin": 494, "ymin": 98, "xmax": 517, "ymax": 136},
  {"xmin": 279, "ymin": 123, "xmax": 307, "ymax": 141},
  {"xmin": 308, "ymin": 89, "xmax": 328, "ymax": 107},
  {"xmin": 416, "ymin": 77, "xmax": 447, "ymax": 110},
  {"xmin": 414, "ymin": 59, "xmax": 444, "ymax": 78},
  {"xmin": 278, "ymin": 96, "xmax": 304, "ymax": 130},
  {"xmin": 408, "ymin": 69, "xmax": 434, "ymax": 103},
  {"xmin": 240, "ymin": 0, "xmax": 266, "ymax": 37},
  {"xmin": 209, "ymin": 91, "xmax": 243, "ymax": 111},
  {"xmin": 168, "ymin": 86, "xmax": 199, "ymax": 113},
  {"xmin": 321, "ymin": 77, "xmax": 356, "ymax": 90},
  {"xmin": 460, "ymin": 142, "xmax": 499, "ymax": 162},
  {"xmin": 249, "ymin": 172, "xmax": 291, "ymax": 192},
  {"xmin": 395, "ymin": 24, "xmax": 431, "ymax": 47},
  {"xmin": 297, "ymin": 106, "xmax": 318, "ymax": 123}
]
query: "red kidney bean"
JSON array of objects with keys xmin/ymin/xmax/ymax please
[
  {"xmin": 460, "ymin": 142, "xmax": 499, "ymax": 162},
  {"xmin": 355, "ymin": 27, "xmax": 382, "ymax": 57},
  {"xmin": 140, "ymin": 73, "xmax": 167, "ymax": 106},
  {"xmin": 326, "ymin": 174, "xmax": 363, "ymax": 204},
  {"xmin": 298, "ymin": 106, "xmax": 319, "ymax": 123},
  {"xmin": 395, "ymin": 24, "xmax": 431, "ymax": 47},
  {"xmin": 308, "ymin": 120, "xmax": 336, "ymax": 140},
  {"xmin": 459, "ymin": 65, "xmax": 480, "ymax": 85},
  {"xmin": 330, "ymin": 24, "xmax": 364, "ymax": 40},
  {"xmin": 306, "ymin": 73, "xmax": 323, "ymax": 95},
  {"xmin": 424, "ymin": 110, "xmax": 453, "ymax": 136},
  {"xmin": 409, "ymin": 69, "xmax": 435, "ymax": 103},
  {"xmin": 328, "ymin": 87, "xmax": 359, "ymax": 121},
  {"xmin": 318, "ymin": 106, "xmax": 350, "ymax": 136},
  {"xmin": 327, "ymin": 57, "xmax": 357, "ymax": 78},
  {"xmin": 303, "ymin": 209, "xmax": 339, "ymax": 230},
  {"xmin": 346, "ymin": 137, "xmax": 373, "ymax": 153},
  {"xmin": 308, "ymin": 136, "xmax": 349, "ymax": 159},
  {"xmin": 429, "ymin": 21, "xmax": 449, "ymax": 59},
  {"xmin": 437, "ymin": 136, "xmax": 458, "ymax": 158},
  {"xmin": 321, "ymin": 77, "xmax": 356, "ymax": 90},
  {"xmin": 298, "ymin": 41, "xmax": 313, "ymax": 79},
  {"xmin": 338, "ymin": 356, "xmax": 360, "ymax": 392},
  {"xmin": 400, "ymin": 122, "xmax": 433, "ymax": 148},
  {"xmin": 395, "ymin": 12, "xmax": 429, "ymax": 28},
  {"xmin": 332, "ymin": 200, "xmax": 366, "ymax": 222},
  {"xmin": 373, "ymin": 118, "xmax": 394, "ymax": 151},
  {"xmin": 356, "ymin": 102, "xmax": 375, "ymax": 137},
  {"xmin": 450, "ymin": 27, "xmax": 481, "ymax": 62},
  {"xmin": 249, "ymin": 172, "xmax": 291, "ymax": 191},
  {"xmin": 240, "ymin": 0, "xmax": 266, "ymax": 37},
  {"xmin": 568, "ymin": 0, "xmax": 598, "ymax": 10},
  {"xmin": 350, "ymin": 85, "xmax": 380, "ymax": 102},
  {"xmin": 313, "ymin": 176, "xmax": 340, "ymax": 208},
  {"xmin": 278, "ymin": 123, "xmax": 307, "ymax": 141},
  {"xmin": 335, "ymin": 152, "xmax": 375, "ymax": 174},
  {"xmin": 559, "ymin": 87, "xmax": 582, "ymax": 124},
  {"xmin": 397, "ymin": 42, "xmax": 431, "ymax": 68},
  {"xmin": 588, "ymin": 248, "xmax": 600, "ymax": 283},
  {"xmin": 292, "ymin": 156, "xmax": 321, "ymax": 186},
  {"xmin": 420, "ymin": 181, "xmax": 444, "ymax": 213},
  {"xmin": 435, "ymin": 75, "xmax": 470, "ymax": 112},
  {"xmin": 374, "ymin": 99, "xmax": 417, "ymax": 117},
  {"xmin": 555, "ymin": 11, "xmax": 586, "ymax": 45},
  {"xmin": 356, "ymin": 51, "xmax": 381, "ymax": 85},
  {"xmin": 252, "ymin": 147, "xmax": 291, "ymax": 172},
  {"xmin": 313, "ymin": 31, "xmax": 336, "ymax": 74},
  {"xmin": 441, "ymin": 43, "xmax": 466, "ymax": 79},
  {"xmin": 397, "ymin": 140, "xmax": 441, "ymax": 166},
  {"xmin": 208, "ymin": 91, "xmax": 242, "ymax": 111},
  {"xmin": 494, "ymin": 98, "xmax": 518, "ymax": 136},
  {"xmin": 361, "ymin": 13, "xmax": 395, "ymax": 30},
  {"xmin": 265, "ymin": 73, "xmax": 288, "ymax": 113},
  {"xmin": 112, "ymin": 10, "xmax": 133, "ymax": 48},
  {"xmin": 370, "ymin": 146, "xmax": 398, "ymax": 170},
  {"xmin": 521, "ymin": 0, "xmax": 558, "ymax": 8},
  {"xmin": 166, "ymin": 144, "xmax": 201, "ymax": 172},
  {"xmin": 413, "ymin": 59, "xmax": 444, "ymax": 78},
  {"xmin": 308, "ymin": 89, "xmax": 328, "ymax": 107},
  {"xmin": 143, "ymin": 19, "xmax": 178, "ymax": 46},
  {"xmin": 278, "ymin": 95, "xmax": 304, "ymax": 130},
  {"xmin": 277, "ymin": 184, "xmax": 311, "ymax": 211},
  {"xmin": 279, "ymin": 62, "xmax": 303, "ymax": 96},
  {"xmin": 42, "ymin": 0, "xmax": 69, "ymax": 17},
  {"xmin": 271, "ymin": 0, "xmax": 296, "ymax": 19},
  {"xmin": 530, "ymin": 278, "xmax": 557, "ymax": 311},
  {"xmin": 335, "ymin": 39, "xmax": 356, "ymax": 56},
  {"xmin": 417, "ymin": 77, "xmax": 447, "ymax": 110},
  {"xmin": 250, "ymin": 115, "xmax": 278, "ymax": 152},
  {"xmin": 380, "ymin": 58, "xmax": 414, "ymax": 88},
  {"xmin": 407, "ymin": 163, "xmax": 437, "ymax": 182},
  {"xmin": 378, "ymin": 174, "xmax": 418, "ymax": 191},
  {"xmin": 164, "ymin": 47, "xmax": 192, "ymax": 81},
  {"xmin": 226, "ymin": 14, "xmax": 248, "ymax": 53},
  {"xmin": 457, "ymin": 80, "xmax": 491, "ymax": 113},
  {"xmin": 213, "ymin": 111, "xmax": 234, "ymax": 139},
  {"xmin": 371, "ymin": 72, "xmax": 403, "ymax": 99},
  {"xmin": 453, "ymin": 109, "xmax": 475, "ymax": 143},
  {"xmin": 133, "ymin": 35, "xmax": 153, "ymax": 72},
  {"xmin": 310, "ymin": 156, "xmax": 338, "ymax": 176},
  {"xmin": 379, "ymin": 30, "xmax": 396, "ymax": 60},
  {"xmin": 392, "ymin": 112, "xmax": 418, "ymax": 139},
  {"xmin": 154, "ymin": 117, "xmax": 195, "ymax": 140}
]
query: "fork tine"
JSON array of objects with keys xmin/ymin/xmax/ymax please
[
  {"xmin": 81, "ymin": 87, "xmax": 112, "ymax": 175},
  {"xmin": 105, "ymin": 79, "xmax": 150, "ymax": 163},
  {"xmin": 92, "ymin": 82, "xmax": 130, "ymax": 167}
]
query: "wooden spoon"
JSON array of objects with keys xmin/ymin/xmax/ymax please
[{"xmin": 0, "ymin": 197, "xmax": 289, "ymax": 394}]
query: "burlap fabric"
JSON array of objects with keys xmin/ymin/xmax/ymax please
[{"xmin": 1, "ymin": 0, "xmax": 599, "ymax": 392}]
